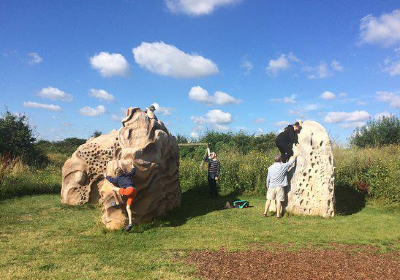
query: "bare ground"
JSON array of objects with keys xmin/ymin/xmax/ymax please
[{"xmin": 187, "ymin": 245, "xmax": 399, "ymax": 280}]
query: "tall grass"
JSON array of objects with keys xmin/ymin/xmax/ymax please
[
  {"xmin": 0, "ymin": 146, "xmax": 398, "ymax": 206},
  {"xmin": 0, "ymin": 155, "xmax": 61, "ymax": 201},
  {"xmin": 180, "ymin": 145, "xmax": 400, "ymax": 205}
]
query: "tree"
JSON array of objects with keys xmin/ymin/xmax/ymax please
[
  {"xmin": 350, "ymin": 115, "xmax": 400, "ymax": 148},
  {"xmin": 91, "ymin": 130, "xmax": 102, "ymax": 138},
  {"xmin": 0, "ymin": 110, "xmax": 47, "ymax": 166}
]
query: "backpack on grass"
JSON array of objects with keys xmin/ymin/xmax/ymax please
[{"xmin": 233, "ymin": 200, "xmax": 249, "ymax": 209}]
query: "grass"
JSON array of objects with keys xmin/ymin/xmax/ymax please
[{"xmin": 0, "ymin": 188, "xmax": 399, "ymax": 280}]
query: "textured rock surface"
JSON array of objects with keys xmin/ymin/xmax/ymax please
[
  {"xmin": 61, "ymin": 107, "xmax": 181, "ymax": 229},
  {"xmin": 286, "ymin": 120, "xmax": 335, "ymax": 217}
]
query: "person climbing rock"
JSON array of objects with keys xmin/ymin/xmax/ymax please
[
  {"xmin": 105, "ymin": 165, "xmax": 137, "ymax": 232},
  {"xmin": 263, "ymin": 153, "xmax": 298, "ymax": 218},
  {"xmin": 275, "ymin": 121, "xmax": 302, "ymax": 163},
  {"xmin": 203, "ymin": 152, "xmax": 220, "ymax": 199},
  {"xmin": 145, "ymin": 104, "xmax": 158, "ymax": 120}
]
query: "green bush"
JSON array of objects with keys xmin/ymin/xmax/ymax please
[
  {"xmin": 350, "ymin": 115, "xmax": 400, "ymax": 148},
  {"xmin": 0, "ymin": 110, "xmax": 48, "ymax": 166}
]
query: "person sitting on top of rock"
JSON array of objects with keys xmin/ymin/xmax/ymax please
[
  {"xmin": 275, "ymin": 121, "xmax": 302, "ymax": 163},
  {"xmin": 105, "ymin": 165, "xmax": 137, "ymax": 232},
  {"xmin": 145, "ymin": 104, "xmax": 158, "ymax": 120},
  {"xmin": 263, "ymin": 153, "xmax": 299, "ymax": 218}
]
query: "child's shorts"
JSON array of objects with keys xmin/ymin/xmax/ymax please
[{"xmin": 119, "ymin": 187, "xmax": 137, "ymax": 206}]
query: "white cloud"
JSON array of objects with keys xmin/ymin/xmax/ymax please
[
  {"xmin": 90, "ymin": 52, "xmax": 129, "ymax": 77},
  {"xmin": 331, "ymin": 60, "xmax": 344, "ymax": 72},
  {"xmin": 274, "ymin": 121, "xmax": 290, "ymax": 127},
  {"xmin": 23, "ymin": 101, "xmax": 61, "ymax": 111},
  {"xmin": 89, "ymin": 89, "xmax": 115, "ymax": 102},
  {"xmin": 266, "ymin": 53, "xmax": 299, "ymax": 76},
  {"xmin": 37, "ymin": 86, "xmax": 73, "ymax": 102},
  {"xmin": 376, "ymin": 91, "xmax": 400, "ymax": 108},
  {"xmin": 382, "ymin": 58, "xmax": 400, "ymax": 76},
  {"xmin": 27, "ymin": 53, "xmax": 42, "ymax": 65},
  {"xmin": 340, "ymin": 122, "xmax": 366, "ymax": 128},
  {"xmin": 255, "ymin": 118, "xmax": 265, "ymax": 124},
  {"xmin": 270, "ymin": 94, "xmax": 297, "ymax": 104},
  {"xmin": 320, "ymin": 91, "xmax": 336, "ymax": 100},
  {"xmin": 359, "ymin": 10, "xmax": 400, "ymax": 47},
  {"xmin": 165, "ymin": 0, "xmax": 240, "ymax": 16},
  {"xmin": 241, "ymin": 56, "xmax": 253, "ymax": 75},
  {"xmin": 111, "ymin": 114, "xmax": 120, "ymax": 122},
  {"xmin": 190, "ymin": 131, "xmax": 199, "ymax": 139},
  {"xmin": 375, "ymin": 111, "xmax": 392, "ymax": 119},
  {"xmin": 79, "ymin": 105, "xmax": 107, "ymax": 117},
  {"xmin": 338, "ymin": 92, "xmax": 347, "ymax": 98},
  {"xmin": 188, "ymin": 86, "xmax": 241, "ymax": 105},
  {"xmin": 151, "ymin": 102, "xmax": 175, "ymax": 116},
  {"xmin": 133, "ymin": 42, "xmax": 218, "ymax": 78},
  {"xmin": 315, "ymin": 61, "xmax": 331, "ymax": 78},
  {"xmin": 257, "ymin": 128, "xmax": 263, "ymax": 134},
  {"xmin": 191, "ymin": 109, "xmax": 233, "ymax": 125},
  {"xmin": 324, "ymin": 110, "xmax": 370, "ymax": 124},
  {"xmin": 357, "ymin": 100, "xmax": 367, "ymax": 106},
  {"xmin": 305, "ymin": 60, "xmax": 342, "ymax": 79}
]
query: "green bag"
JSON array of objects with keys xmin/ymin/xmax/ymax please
[{"xmin": 233, "ymin": 200, "xmax": 249, "ymax": 209}]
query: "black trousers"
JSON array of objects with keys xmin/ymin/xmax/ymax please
[
  {"xmin": 208, "ymin": 175, "xmax": 218, "ymax": 198},
  {"xmin": 276, "ymin": 140, "xmax": 293, "ymax": 163}
]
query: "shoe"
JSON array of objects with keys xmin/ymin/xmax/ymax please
[
  {"xmin": 109, "ymin": 201, "xmax": 119, "ymax": 207},
  {"xmin": 262, "ymin": 213, "xmax": 267, "ymax": 217},
  {"xmin": 125, "ymin": 224, "xmax": 133, "ymax": 232},
  {"xmin": 276, "ymin": 216, "xmax": 281, "ymax": 219}
]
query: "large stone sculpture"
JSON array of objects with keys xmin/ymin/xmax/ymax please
[
  {"xmin": 61, "ymin": 107, "xmax": 181, "ymax": 229},
  {"xmin": 286, "ymin": 120, "xmax": 335, "ymax": 217}
]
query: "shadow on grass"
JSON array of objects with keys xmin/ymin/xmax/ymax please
[
  {"xmin": 134, "ymin": 185, "xmax": 241, "ymax": 233},
  {"xmin": 334, "ymin": 185, "xmax": 366, "ymax": 215}
]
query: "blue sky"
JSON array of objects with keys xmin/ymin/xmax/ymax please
[{"xmin": 1, "ymin": 0, "xmax": 399, "ymax": 143}]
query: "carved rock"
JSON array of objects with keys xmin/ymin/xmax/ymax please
[
  {"xmin": 61, "ymin": 107, "xmax": 181, "ymax": 229},
  {"xmin": 286, "ymin": 120, "xmax": 335, "ymax": 217}
]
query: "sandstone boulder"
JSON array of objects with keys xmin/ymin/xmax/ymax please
[
  {"xmin": 286, "ymin": 120, "xmax": 335, "ymax": 217},
  {"xmin": 61, "ymin": 107, "xmax": 181, "ymax": 229}
]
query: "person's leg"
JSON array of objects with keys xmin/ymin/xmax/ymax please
[
  {"xmin": 276, "ymin": 200, "xmax": 282, "ymax": 218},
  {"xmin": 212, "ymin": 178, "xmax": 218, "ymax": 198},
  {"xmin": 263, "ymin": 199, "xmax": 271, "ymax": 215},
  {"xmin": 126, "ymin": 204, "xmax": 132, "ymax": 225}
]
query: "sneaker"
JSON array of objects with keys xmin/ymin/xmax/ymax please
[
  {"xmin": 125, "ymin": 224, "xmax": 133, "ymax": 232},
  {"xmin": 109, "ymin": 201, "xmax": 119, "ymax": 207}
]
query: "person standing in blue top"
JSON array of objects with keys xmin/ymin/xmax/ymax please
[
  {"xmin": 105, "ymin": 165, "xmax": 137, "ymax": 232},
  {"xmin": 203, "ymin": 151, "xmax": 220, "ymax": 198},
  {"xmin": 263, "ymin": 153, "xmax": 298, "ymax": 218}
]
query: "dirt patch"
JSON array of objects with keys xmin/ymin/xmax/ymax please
[{"xmin": 187, "ymin": 246, "xmax": 399, "ymax": 280}]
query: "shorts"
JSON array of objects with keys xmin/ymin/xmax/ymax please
[
  {"xmin": 119, "ymin": 187, "xmax": 137, "ymax": 206},
  {"xmin": 266, "ymin": 187, "xmax": 285, "ymax": 202}
]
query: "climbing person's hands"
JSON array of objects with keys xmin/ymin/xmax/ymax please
[{"xmin": 215, "ymin": 177, "xmax": 219, "ymax": 181}]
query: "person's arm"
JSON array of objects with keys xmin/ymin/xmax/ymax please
[
  {"xmin": 126, "ymin": 166, "xmax": 136, "ymax": 177},
  {"xmin": 266, "ymin": 172, "xmax": 270, "ymax": 189},
  {"xmin": 282, "ymin": 156, "xmax": 297, "ymax": 171},
  {"xmin": 203, "ymin": 155, "xmax": 209, "ymax": 162},
  {"xmin": 106, "ymin": 175, "xmax": 118, "ymax": 184}
]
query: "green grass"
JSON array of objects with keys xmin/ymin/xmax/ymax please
[{"xmin": 0, "ymin": 189, "xmax": 399, "ymax": 280}]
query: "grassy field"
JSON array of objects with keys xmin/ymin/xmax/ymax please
[{"xmin": 1, "ymin": 188, "xmax": 399, "ymax": 280}]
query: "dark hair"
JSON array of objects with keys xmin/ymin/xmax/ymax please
[
  {"xmin": 115, "ymin": 167, "xmax": 123, "ymax": 176},
  {"xmin": 294, "ymin": 121, "xmax": 300, "ymax": 126}
]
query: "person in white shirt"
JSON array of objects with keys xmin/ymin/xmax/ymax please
[{"xmin": 263, "ymin": 153, "xmax": 298, "ymax": 218}]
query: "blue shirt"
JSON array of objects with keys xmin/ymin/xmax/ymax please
[
  {"xmin": 266, "ymin": 158, "xmax": 296, "ymax": 188},
  {"xmin": 106, "ymin": 167, "xmax": 136, "ymax": 189}
]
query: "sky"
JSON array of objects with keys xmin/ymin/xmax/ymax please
[{"xmin": 0, "ymin": 0, "xmax": 399, "ymax": 143}]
